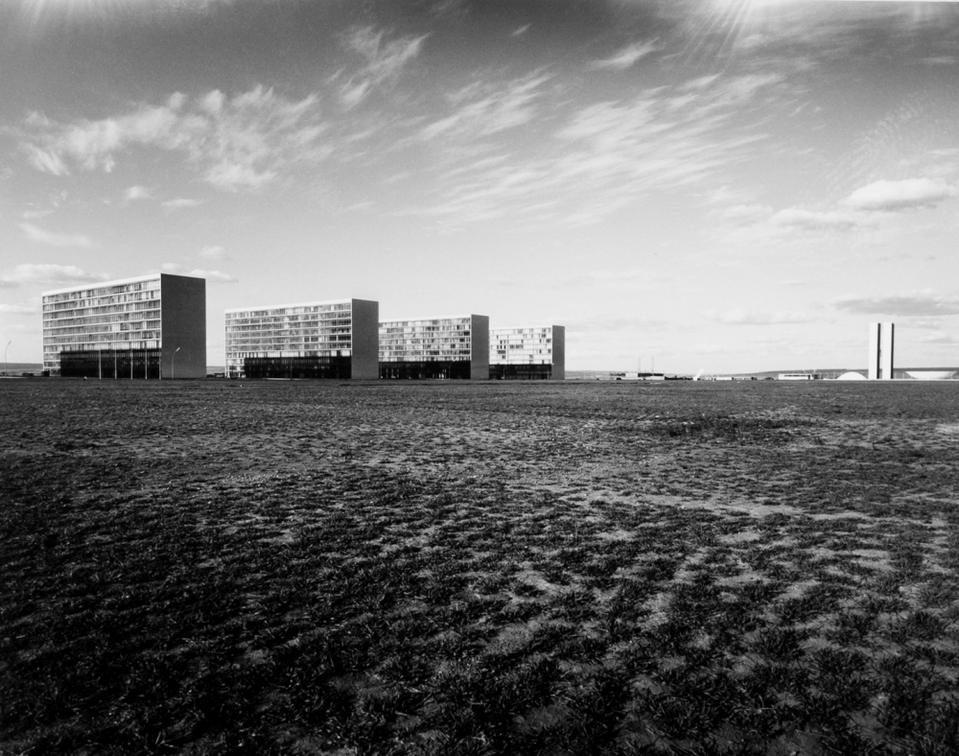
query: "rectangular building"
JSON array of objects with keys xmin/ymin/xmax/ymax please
[
  {"xmin": 489, "ymin": 325, "xmax": 565, "ymax": 380},
  {"xmin": 379, "ymin": 314, "xmax": 489, "ymax": 379},
  {"xmin": 42, "ymin": 273, "xmax": 206, "ymax": 379},
  {"xmin": 224, "ymin": 298, "xmax": 378, "ymax": 379},
  {"xmin": 868, "ymin": 322, "xmax": 895, "ymax": 380}
]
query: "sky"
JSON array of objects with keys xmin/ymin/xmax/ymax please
[{"xmin": 2, "ymin": 0, "xmax": 958, "ymax": 373}]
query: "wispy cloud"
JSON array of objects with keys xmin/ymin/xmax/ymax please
[
  {"xmin": 1, "ymin": 264, "xmax": 108, "ymax": 287},
  {"xmin": 589, "ymin": 41, "xmax": 657, "ymax": 70},
  {"xmin": 339, "ymin": 27, "xmax": 428, "ymax": 109},
  {"xmin": 22, "ymin": 87, "xmax": 331, "ymax": 192},
  {"xmin": 833, "ymin": 290, "xmax": 959, "ymax": 317},
  {"xmin": 19, "ymin": 223, "xmax": 94, "ymax": 247},
  {"xmin": 162, "ymin": 198, "xmax": 203, "ymax": 209},
  {"xmin": 160, "ymin": 263, "xmax": 236, "ymax": 283},
  {"xmin": 705, "ymin": 308, "xmax": 813, "ymax": 325},
  {"xmin": 769, "ymin": 207, "xmax": 862, "ymax": 231},
  {"xmin": 23, "ymin": 143, "xmax": 68, "ymax": 175},
  {"xmin": 843, "ymin": 178, "xmax": 958, "ymax": 212},
  {"xmin": 420, "ymin": 73, "xmax": 551, "ymax": 140},
  {"xmin": 0, "ymin": 303, "xmax": 37, "ymax": 314},
  {"xmin": 414, "ymin": 70, "xmax": 784, "ymax": 226},
  {"xmin": 124, "ymin": 185, "xmax": 152, "ymax": 201},
  {"xmin": 199, "ymin": 245, "xmax": 228, "ymax": 260}
]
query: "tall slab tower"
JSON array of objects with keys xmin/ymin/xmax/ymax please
[{"xmin": 868, "ymin": 322, "xmax": 895, "ymax": 380}]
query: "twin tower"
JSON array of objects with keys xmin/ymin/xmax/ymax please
[{"xmin": 867, "ymin": 322, "xmax": 894, "ymax": 380}]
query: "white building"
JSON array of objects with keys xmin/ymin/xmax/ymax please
[
  {"xmin": 379, "ymin": 315, "xmax": 489, "ymax": 379},
  {"xmin": 41, "ymin": 273, "xmax": 206, "ymax": 379},
  {"xmin": 489, "ymin": 326, "xmax": 565, "ymax": 380},
  {"xmin": 224, "ymin": 298, "xmax": 379, "ymax": 379}
]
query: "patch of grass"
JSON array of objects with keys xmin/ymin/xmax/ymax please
[{"xmin": 3, "ymin": 380, "xmax": 959, "ymax": 754}]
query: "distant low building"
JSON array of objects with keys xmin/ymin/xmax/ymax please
[
  {"xmin": 224, "ymin": 298, "xmax": 379, "ymax": 379},
  {"xmin": 42, "ymin": 273, "xmax": 206, "ymax": 379},
  {"xmin": 489, "ymin": 326, "xmax": 565, "ymax": 380},
  {"xmin": 379, "ymin": 315, "xmax": 489, "ymax": 379}
]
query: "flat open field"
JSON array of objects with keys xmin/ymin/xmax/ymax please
[{"xmin": 2, "ymin": 379, "xmax": 959, "ymax": 755}]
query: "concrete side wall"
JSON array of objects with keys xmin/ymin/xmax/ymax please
[
  {"xmin": 160, "ymin": 275, "xmax": 207, "ymax": 378},
  {"xmin": 470, "ymin": 314, "xmax": 490, "ymax": 380},
  {"xmin": 551, "ymin": 325, "xmax": 566, "ymax": 381},
  {"xmin": 881, "ymin": 322, "xmax": 894, "ymax": 380},
  {"xmin": 350, "ymin": 299, "xmax": 380, "ymax": 379}
]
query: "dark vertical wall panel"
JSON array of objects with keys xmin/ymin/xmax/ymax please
[{"xmin": 160, "ymin": 274, "xmax": 207, "ymax": 379}]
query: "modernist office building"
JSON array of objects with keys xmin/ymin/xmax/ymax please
[
  {"xmin": 379, "ymin": 315, "xmax": 490, "ymax": 379},
  {"xmin": 224, "ymin": 298, "xmax": 379, "ymax": 379},
  {"xmin": 489, "ymin": 326, "xmax": 565, "ymax": 380},
  {"xmin": 868, "ymin": 322, "xmax": 895, "ymax": 380},
  {"xmin": 42, "ymin": 273, "xmax": 206, "ymax": 379}
]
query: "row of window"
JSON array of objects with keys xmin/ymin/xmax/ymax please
[
  {"xmin": 42, "ymin": 280, "xmax": 160, "ymax": 304},
  {"xmin": 227, "ymin": 305, "xmax": 352, "ymax": 319},
  {"xmin": 44, "ymin": 311, "xmax": 161, "ymax": 328},
  {"xmin": 44, "ymin": 339, "xmax": 161, "ymax": 355},
  {"xmin": 226, "ymin": 349, "xmax": 352, "ymax": 361},
  {"xmin": 226, "ymin": 316, "xmax": 352, "ymax": 326},
  {"xmin": 226, "ymin": 327, "xmax": 353, "ymax": 337}
]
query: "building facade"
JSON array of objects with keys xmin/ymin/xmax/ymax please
[
  {"xmin": 489, "ymin": 325, "xmax": 565, "ymax": 380},
  {"xmin": 868, "ymin": 322, "xmax": 895, "ymax": 380},
  {"xmin": 379, "ymin": 315, "xmax": 489, "ymax": 379},
  {"xmin": 42, "ymin": 273, "xmax": 206, "ymax": 379},
  {"xmin": 224, "ymin": 298, "xmax": 379, "ymax": 379}
]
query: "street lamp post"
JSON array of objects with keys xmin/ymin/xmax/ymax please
[
  {"xmin": 4, "ymin": 340, "xmax": 10, "ymax": 377},
  {"xmin": 171, "ymin": 346, "xmax": 181, "ymax": 380}
]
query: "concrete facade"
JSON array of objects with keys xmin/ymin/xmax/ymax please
[
  {"xmin": 868, "ymin": 322, "xmax": 895, "ymax": 380},
  {"xmin": 224, "ymin": 298, "xmax": 379, "ymax": 379},
  {"xmin": 41, "ymin": 273, "xmax": 206, "ymax": 379},
  {"xmin": 489, "ymin": 325, "xmax": 565, "ymax": 380},
  {"xmin": 379, "ymin": 314, "xmax": 490, "ymax": 379}
]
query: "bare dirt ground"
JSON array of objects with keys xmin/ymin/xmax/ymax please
[{"xmin": 2, "ymin": 379, "xmax": 958, "ymax": 755}]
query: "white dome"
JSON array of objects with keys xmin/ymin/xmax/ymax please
[
  {"xmin": 906, "ymin": 370, "xmax": 955, "ymax": 380},
  {"xmin": 836, "ymin": 371, "xmax": 866, "ymax": 380}
]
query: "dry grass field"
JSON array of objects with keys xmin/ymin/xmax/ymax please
[{"xmin": 2, "ymin": 379, "xmax": 959, "ymax": 755}]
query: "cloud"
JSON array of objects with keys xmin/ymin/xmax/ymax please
[
  {"xmin": 1, "ymin": 264, "xmax": 108, "ymax": 287},
  {"xmin": 843, "ymin": 178, "xmax": 958, "ymax": 212},
  {"xmin": 22, "ymin": 87, "xmax": 331, "ymax": 192},
  {"xmin": 589, "ymin": 41, "xmax": 657, "ymax": 70},
  {"xmin": 23, "ymin": 144, "xmax": 69, "ymax": 175},
  {"xmin": 716, "ymin": 203, "xmax": 771, "ymax": 223},
  {"xmin": 19, "ymin": 223, "xmax": 94, "ymax": 247},
  {"xmin": 124, "ymin": 185, "xmax": 152, "ymax": 201},
  {"xmin": 199, "ymin": 245, "xmax": 228, "ymax": 260},
  {"xmin": 705, "ymin": 308, "xmax": 812, "ymax": 325},
  {"xmin": 162, "ymin": 198, "xmax": 203, "ymax": 209},
  {"xmin": 415, "ymin": 70, "xmax": 784, "ymax": 227},
  {"xmin": 564, "ymin": 314, "xmax": 669, "ymax": 333},
  {"xmin": 0, "ymin": 303, "xmax": 37, "ymax": 314},
  {"xmin": 769, "ymin": 207, "xmax": 861, "ymax": 231},
  {"xmin": 160, "ymin": 263, "xmax": 236, "ymax": 282},
  {"xmin": 421, "ymin": 73, "xmax": 551, "ymax": 140},
  {"xmin": 833, "ymin": 290, "xmax": 959, "ymax": 317},
  {"xmin": 918, "ymin": 331, "xmax": 959, "ymax": 345},
  {"xmin": 192, "ymin": 269, "xmax": 236, "ymax": 283},
  {"xmin": 340, "ymin": 27, "xmax": 428, "ymax": 108}
]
